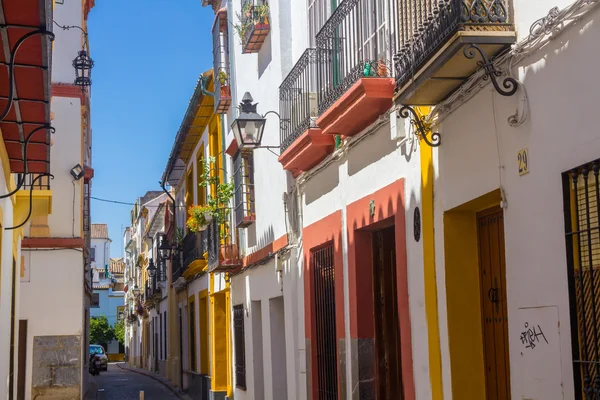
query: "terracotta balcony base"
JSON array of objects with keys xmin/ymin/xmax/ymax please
[
  {"xmin": 317, "ymin": 78, "xmax": 395, "ymax": 138},
  {"xmin": 278, "ymin": 128, "xmax": 334, "ymax": 177}
]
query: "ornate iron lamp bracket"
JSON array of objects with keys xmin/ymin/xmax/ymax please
[
  {"xmin": 0, "ymin": 124, "xmax": 55, "ymax": 199},
  {"xmin": 399, "ymin": 106, "xmax": 441, "ymax": 147},
  {"xmin": 463, "ymin": 44, "xmax": 518, "ymax": 97},
  {"xmin": 5, "ymin": 173, "xmax": 54, "ymax": 231},
  {"xmin": 0, "ymin": 28, "xmax": 55, "ymax": 121}
]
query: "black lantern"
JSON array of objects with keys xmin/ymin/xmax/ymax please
[
  {"xmin": 157, "ymin": 233, "xmax": 172, "ymax": 260},
  {"xmin": 132, "ymin": 284, "xmax": 140, "ymax": 296},
  {"xmin": 73, "ymin": 49, "xmax": 94, "ymax": 89},
  {"xmin": 231, "ymin": 92, "xmax": 266, "ymax": 149},
  {"xmin": 147, "ymin": 259, "xmax": 156, "ymax": 278}
]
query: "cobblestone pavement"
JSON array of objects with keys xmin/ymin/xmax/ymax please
[{"xmin": 87, "ymin": 363, "xmax": 180, "ymax": 400}]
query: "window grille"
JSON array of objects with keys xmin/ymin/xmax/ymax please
[
  {"xmin": 234, "ymin": 304, "xmax": 246, "ymax": 389},
  {"xmin": 564, "ymin": 160, "xmax": 600, "ymax": 398},
  {"xmin": 312, "ymin": 243, "xmax": 338, "ymax": 399}
]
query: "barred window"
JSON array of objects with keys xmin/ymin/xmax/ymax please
[
  {"xmin": 233, "ymin": 150, "xmax": 255, "ymax": 228},
  {"xmin": 233, "ymin": 304, "xmax": 246, "ymax": 389},
  {"xmin": 564, "ymin": 161, "xmax": 600, "ymax": 397}
]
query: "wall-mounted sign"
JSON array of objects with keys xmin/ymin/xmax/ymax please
[{"xmin": 518, "ymin": 148, "xmax": 529, "ymax": 176}]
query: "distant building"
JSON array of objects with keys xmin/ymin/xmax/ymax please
[{"xmin": 90, "ymin": 224, "xmax": 125, "ymax": 360}]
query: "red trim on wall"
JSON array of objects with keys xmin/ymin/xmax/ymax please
[
  {"xmin": 242, "ymin": 234, "xmax": 287, "ymax": 267},
  {"xmin": 303, "ymin": 210, "xmax": 344, "ymax": 400},
  {"xmin": 84, "ymin": 0, "xmax": 95, "ymax": 20},
  {"xmin": 22, "ymin": 237, "xmax": 85, "ymax": 249},
  {"xmin": 346, "ymin": 179, "xmax": 415, "ymax": 400},
  {"xmin": 84, "ymin": 166, "xmax": 94, "ymax": 182},
  {"xmin": 51, "ymin": 84, "xmax": 86, "ymax": 105}
]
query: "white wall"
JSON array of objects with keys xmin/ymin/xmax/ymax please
[
  {"xmin": 434, "ymin": 5, "xmax": 600, "ymax": 399},
  {"xmin": 0, "ymin": 165, "xmax": 17, "ymax": 400},
  {"xmin": 19, "ymin": 249, "xmax": 84, "ymax": 400},
  {"xmin": 231, "ymin": 250, "xmax": 304, "ymax": 400},
  {"xmin": 51, "ymin": 0, "xmax": 84, "ymax": 85}
]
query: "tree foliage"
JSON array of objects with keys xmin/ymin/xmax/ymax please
[
  {"xmin": 113, "ymin": 319, "xmax": 125, "ymax": 345},
  {"xmin": 90, "ymin": 316, "xmax": 114, "ymax": 347}
]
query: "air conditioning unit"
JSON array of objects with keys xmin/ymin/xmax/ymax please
[{"xmin": 390, "ymin": 109, "xmax": 407, "ymax": 141}]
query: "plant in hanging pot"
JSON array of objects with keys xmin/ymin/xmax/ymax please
[
  {"xmin": 218, "ymin": 70, "xmax": 228, "ymax": 86},
  {"xmin": 186, "ymin": 205, "xmax": 212, "ymax": 232}
]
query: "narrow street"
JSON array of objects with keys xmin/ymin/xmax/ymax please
[{"xmin": 87, "ymin": 364, "xmax": 180, "ymax": 400}]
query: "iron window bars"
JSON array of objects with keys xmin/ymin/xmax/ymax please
[
  {"xmin": 312, "ymin": 243, "xmax": 338, "ymax": 400},
  {"xmin": 233, "ymin": 304, "xmax": 247, "ymax": 389},
  {"xmin": 564, "ymin": 160, "xmax": 600, "ymax": 398},
  {"xmin": 279, "ymin": 48, "xmax": 319, "ymax": 153},
  {"xmin": 393, "ymin": 0, "xmax": 511, "ymax": 91},
  {"xmin": 233, "ymin": 150, "xmax": 255, "ymax": 228},
  {"xmin": 316, "ymin": 0, "xmax": 399, "ymax": 115},
  {"xmin": 213, "ymin": 10, "xmax": 232, "ymax": 114}
]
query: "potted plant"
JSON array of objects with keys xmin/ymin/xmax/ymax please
[
  {"xmin": 255, "ymin": 3, "xmax": 270, "ymax": 25},
  {"xmin": 186, "ymin": 156, "xmax": 234, "ymax": 235},
  {"xmin": 218, "ymin": 70, "xmax": 228, "ymax": 85}
]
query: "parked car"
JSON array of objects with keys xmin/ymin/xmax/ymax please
[{"xmin": 89, "ymin": 344, "xmax": 108, "ymax": 371}]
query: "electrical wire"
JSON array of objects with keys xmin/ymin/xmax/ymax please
[{"xmin": 90, "ymin": 196, "xmax": 189, "ymax": 209}]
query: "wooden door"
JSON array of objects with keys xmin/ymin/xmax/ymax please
[
  {"xmin": 373, "ymin": 226, "xmax": 403, "ymax": 399},
  {"xmin": 478, "ymin": 208, "xmax": 511, "ymax": 400},
  {"xmin": 17, "ymin": 320, "xmax": 27, "ymax": 400}
]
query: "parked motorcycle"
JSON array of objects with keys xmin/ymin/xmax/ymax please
[{"xmin": 89, "ymin": 353, "xmax": 102, "ymax": 376}]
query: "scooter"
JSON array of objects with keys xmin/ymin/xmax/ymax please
[{"xmin": 89, "ymin": 354, "xmax": 101, "ymax": 376}]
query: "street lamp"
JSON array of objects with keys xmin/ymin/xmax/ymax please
[
  {"xmin": 147, "ymin": 259, "xmax": 157, "ymax": 278},
  {"xmin": 157, "ymin": 233, "xmax": 172, "ymax": 260},
  {"xmin": 132, "ymin": 284, "xmax": 140, "ymax": 297},
  {"xmin": 73, "ymin": 49, "xmax": 94, "ymax": 90},
  {"xmin": 231, "ymin": 92, "xmax": 266, "ymax": 149}
]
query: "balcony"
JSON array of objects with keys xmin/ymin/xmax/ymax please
[
  {"xmin": 239, "ymin": 0, "xmax": 270, "ymax": 54},
  {"xmin": 394, "ymin": 0, "xmax": 516, "ymax": 105},
  {"xmin": 315, "ymin": 0, "xmax": 397, "ymax": 138},
  {"xmin": 278, "ymin": 48, "xmax": 335, "ymax": 175},
  {"xmin": 14, "ymin": 173, "xmax": 52, "ymax": 228},
  {"xmin": 182, "ymin": 231, "xmax": 208, "ymax": 279},
  {"xmin": 213, "ymin": 9, "xmax": 232, "ymax": 114},
  {"xmin": 207, "ymin": 219, "xmax": 242, "ymax": 273}
]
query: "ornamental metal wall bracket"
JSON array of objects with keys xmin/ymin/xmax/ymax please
[
  {"xmin": 0, "ymin": 28, "xmax": 55, "ymax": 121},
  {"xmin": 0, "ymin": 124, "xmax": 55, "ymax": 199},
  {"xmin": 463, "ymin": 44, "xmax": 518, "ymax": 97},
  {"xmin": 5, "ymin": 173, "xmax": 54, "ymax": 230},
  {"xmin": 399, "ymin": 106, "xmax": 441, "ymax": 147}
]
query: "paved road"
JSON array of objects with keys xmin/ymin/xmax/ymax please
[{"xmin": 87, "ymin": 363, "xmax": 179, "ymax": 400}]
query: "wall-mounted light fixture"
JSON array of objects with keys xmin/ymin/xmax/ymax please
[
  {"xmin": 73, "ymin": 50, "xmax": 94, "ymax": 90},
  {"xmin": 70, "ymin": 164, "xmax": 85, "ymax": 180},
  {"xmin": 147, "ymin": 259, "xmax": 157, "ymax": 278},
  {"xmin": 157, "ymin": 233, "xmax": 172, "ymax": 260},
  {"xmin": 231, "ymin": 92, "xmax": 284, "ymax": 151}
]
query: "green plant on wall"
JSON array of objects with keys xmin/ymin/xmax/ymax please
[
  {"xmin": 186, "ymin": 156, "xmax": 234, "ymax": 238},
  {"xmin": 90, "ymin": 316, "xmax": 114, "ymax": 349},
  {"xmin": 233, "ymin": 1, "xmax": 270, "ymax": 44}
]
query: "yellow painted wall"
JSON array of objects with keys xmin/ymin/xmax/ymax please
[
  {"xmin": 199, "ymin": 290, "xmax": 209, "ymax": 374},
  {"xmin": 419, "ymin": 111, "xmax": 443, "ymax": 399},
  {"xmin": 189, "ymin": 293, "xmax": 197, "ymax": 372},
  {"xmin": 211, "ymin": 290, "xmax": 228, "ymax": 391},
  {"xmin": 443, "ymin": 189, "xmax": 500, "ymax": 400}
]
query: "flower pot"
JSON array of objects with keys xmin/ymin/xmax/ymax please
[
  {"xmin": 220, "ymin": 85, "xmax": 230, "ymax": 98},
  {"xmin": 197, "ymin": 223, "xmax": 208, "ymax": 232},
  {"xmin": 219, "ymin": 243, "xmax": 240, "ymax": 263},
  {"xmin": 204, "ymin": 211, "xmax": 213, "ymax": 222}
]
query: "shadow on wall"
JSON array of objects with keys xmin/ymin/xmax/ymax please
[
  {"xmin": 304, "ymin": 159, "xmax": 340, "ymax": 206},
  {"xmin": 258, "ymin": 32, "xmax": 272, "ymax": 79},
  {"xmin": 347, "ymin": 123, "xmax": 397, "ymax": 176},
  {"xmin": 246, "ymin": 223, "xmax": 275, "ymax": 251}
]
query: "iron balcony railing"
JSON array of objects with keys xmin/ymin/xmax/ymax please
[
  {"xmin": 394, "ymin": 0, "xmax": 511, "ymax": 90},
  {"xmin": 207, "ymin": 219, "xmax": 220, "ymax": 269},
  {"xmin": 207, "ymin": 218, "xmax": 240, "ymax": 271},
  {"xmin": 83, "ymin": 181, "xmax": 91, "ymax": 234},
  {"xmin": 213, "ymin": 9, "xmax": 231, "ymax": 114},
  {"xmin": 172, "ymin": 251, "xmax": 183, "ymax": 282},
  {"xmin": 183, "ymin": 231, "xmax": 207, "ymax": 271},
  {"xmin": 316, "ymin": 0, "xmax": 399, "ymax": 115},
  {"xmin": 279, "ymin": 48, "xmax": 319, "ymax": 152},
  {"xmin": 17, "ymin": 173, "xmax": 51, "ymax": 190}
]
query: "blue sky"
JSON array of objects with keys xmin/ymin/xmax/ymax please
[{"xmin": 87, "ymin": 1, "xmax": 215, "ymax": 258}]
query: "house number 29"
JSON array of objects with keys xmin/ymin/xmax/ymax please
[{"xmin": 518, "ymin": 148, "xmax": 529, "ymax": 176}]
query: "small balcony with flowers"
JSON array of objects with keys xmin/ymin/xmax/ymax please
[
  {"xmin": 278, "ymin": 0, "xmax": 397, "ymax": 175},
  {"xmin": 213, "ymin": 8, "xmax": 232, "ymax": 114},
  {"xmin": 186, "ymin": 157, "xmax": 242, "ymax": 274},
  {"xmin": 181, "ymin": 230, "xmax": 208, "ymax": 280},
  {"xmin": 234, "ymin": 0, "xmax": 271, "ymax": 54},
  {"xmin": 394, "ymin": 0, "xmax": 516, "ymax": 105}
]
